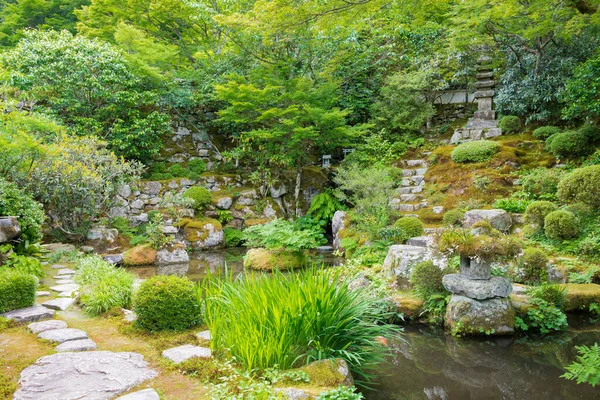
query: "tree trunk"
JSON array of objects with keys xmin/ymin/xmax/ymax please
[{"xmin": 294, "ymin": 165, "xmax": 302, "ymax": 218}]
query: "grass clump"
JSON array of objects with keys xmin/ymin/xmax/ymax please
[
  {"xmin": 134, "ymin": 275, "xmax": 200, "ymax": 332},
  {"xmin": 519, "ymin": 248, "xmax": 548, "ymax": 284},
  {"xmin": 451, "ymin": 140, "xmax": 500, "ymax": 163},
  {"xmin": 75, "ymin": 255, "xmax": 135, "ymax": 315},
  {"xmin": 0, "ymin": 269, "xmax": 36, "ymax": 313},
  {"xmin": 201, "ymin": 269, "xmax": 398, "ymax": 383}
]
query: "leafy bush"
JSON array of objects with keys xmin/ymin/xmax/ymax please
[
  {"xmin": 145, "ymin": 213, "xmax": 172, "ymax": 250},
  {"xmin": 442, "ymin": 209, "xmax": 464, "ymax": 226},
  {"xmin": 2, "ymin": 253, "xmax": 44, "ymax": 279},
  {"xmin": 578, "ymin": 125, "xmax": 600, "ymax": 146},
  {"xmin": 498, "ymin": 116, "xmax": 521, "ymax": 134},
  {"xmin": 520, "ymin": 248, "xmax": 548, "ymax": 284},
  {"xmin": 493, "ymin": 197, "xmax": 531, "ymax": 213},
  {"xmin": 451, "ymin": 140, "xmax": 500, "ymax": 163},
  {"xmin": 188, "ymin": 159, "xmax": 207, "ymax": 175},
  {"xmin": 527, "ymin": 283, "xmax": 566, "ymax": 310},
  {"xmin": 0, "ymin": 269, "xmax": 36, "ymax": 313},
  {"xmin": 134, "ymin": 275, "xmax": 200, "ymax": 332},
  {"xmin": 308, "ymin": 190, "xmax": 345, "ymax": 224},
  {"xmin": 183, "ymin": 186, "xmax": 212, "ymax": 211},
  {"xmin": 392, "ymin": 217, "xmax": 424, "ymax": 241},
  {"xmin": 545, "ymin": 130, "xmax": 592, "ymax": 158},
  {"xmin": 409, "ymin": 261, "xmax": 444, "ymax": 300},
  {"xmin": 517, "ymin": 298, "xmax": 568, "ymax": 335},
  {"xmin": 544, "ymin": 210, "xmax": 579, "ymax": 240},
  {"xmin": 75, "ymin": 256, "xmax": 135, "ymax": 316},
  {"xmin": 317, "ymin": 386, "xmax": 364, "ymax": 400},
  {"xmin": 533, "ymin": 126, "xmax": 561, "ymax": 140},
  {"xmin": 242, "ymin": 219, "xmax": 326, "ymax": 251},
  {"xmin": 524, "ymin": 201, "xmax": 557, "ymax": 227},
  {"xmin": 557, "ymin": 165, "xmax": 600, "ymax": 208},
  {"xmin": 521, "ymin": 168, "xmax": 562, "ymax": 200},
  {"xmin": 0, "ymin": 179, "xmax": 45, "ymax": 244},
  {"xmin": 224, "ymin": 228, "xmax": 244, "ymax": 247},
  {"xmin": 202, "ymin": 269, "xmax": 397, "ymax": 382},
  {"xmin": 561, "ymin": 343, "xmax": 600, "ymax": 387}
]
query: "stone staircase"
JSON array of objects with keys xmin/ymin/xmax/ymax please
[{"xmin": 391, "ymin": 158, "xmax": 429, "ymax": 215}]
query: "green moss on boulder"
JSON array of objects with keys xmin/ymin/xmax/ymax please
[
  {"xmin": 243, "ymin": 248, "xmax": 307, "ymax": 271},
  {"xmin": 123, "ymin": 244, "xmax": 157, "ymax": 266}
]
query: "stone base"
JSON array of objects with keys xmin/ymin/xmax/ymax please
[
  {"xmin": 451, "ymin": 118, "xmax": 502, "ymax": 143},
  {"xmin": 443, "ymin": 274, "xmax": 512, "ymax": 300},
  {"xmin": 445, "ymin": 295, "xmax": 514, "ymax": 336},
  {"xmin": 383, "ymin": 245, "xmax": 447, "ymax": 289}
]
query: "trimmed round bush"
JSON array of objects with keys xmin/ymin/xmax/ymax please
[
  {"xmin": 188, "ymin": 159, "xmax": 206, "ymax": 175},
  {"xmin": 183, "ymin": 186, "xmax": 212, "ymax": 211},
  {"xmin": 394, "ymin": 216, "xmax": 424, "ymax": 239},
  {"xmin": 451, "ymin": 140, "xmax": 500, "ymax": 163},
  {"xmin": 521, "ymin": 168, "xmax": 561, "ymax": 200},
  {"xmin": 0, "ymin": 269, "xmax": 37, "ymax": 313},
  {"xmin": 410, "ymin": 261, "xmax": 444, "ymax": 299},
  {"xmin": 133, "ymin": 275, "xmax": 200, "ymax": 331},
  {"xmin": 579, "ymin": 124, "xmax": 600, "ymax": 145},
  {"xmin": 0, "ymin": 179, "xmax": 45, "ymax": 243},
  {"xmin": 521, "ymin": 248, "xmax": 548, "ymax": 283},
  {"xmin": 545, "ymin": 130, "xmax": 592, "ymax": 158},
  {"xmin": 498, "ymin": 116, "xmax": 521, "ymax": 134},
  {"xmin": 524, "ymin": 201, "xmax": 557, "ymax": 227},
  {"xmin": 557, "ymin": 165, "xmax": 600, "ymax": 208},
  {"xmin": 533, "ymin": 126, "xmax": 561, "ymax": 140},
  {"xmin": 544, "ymin": 210, "xmax": 579, "ymax": 241},
  {"xmin": 443, "ymin": 209, "xmax": 464, "ymax": 226}
]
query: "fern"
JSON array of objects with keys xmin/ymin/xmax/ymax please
[
  {"xmin": 561, "ymin": 343, "xmax": 600, "ymax": 387},
  {"xmin": 308, "ymin": 190, "xmax": 345, "ymax": 223}
]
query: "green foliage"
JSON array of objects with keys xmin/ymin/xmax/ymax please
[
  {"xmin": 0, "ymin": 179, "xmax": 45, "ymax": 244},
  {"xmin": 545, "ymin": 130, "xmax": 592, "ymax": 159},
  {"xmin": 521, "ymin": 168, "xmax": 562, "ymax": 200},
  {"xmin": 493, "ymin": 197, "xmax": 531, "ymax": 213},
  {"xmin": 224, "ymin": 228, "xmax": 244, "ymax": 247},
  {"xmin": 183, "ymin": 186, "xmax": 212, "ymax": 212},
  {"xmin": 308, "ymin": 190, "xmax": 345, "ymax": 224},
  {"xmin": 563, "ymin": 51, "xmax": 600, "ymax": 120},
  {"xmin": 134, "ymin": 275, "xmax": 200, "ymax": 332},
  {"xmin": 75, "ymin": 255, "xmax": 135, "ymax": 316},
  {"xmin": 409, "ymin": 261, "xmax": 444, "ymax": 300},
  {"xmin": 520, "ymin": 248, "xmax": 548, "ymax": 284},
  {"xmin": 438, "ymin": 227, "xmax": 522, "ymax": 261},
  {"xmin": 498, "ymin": 116, "xmax": 521, "ymax": 134},
  {"xmin": 528, "ymin": 283, "xmax": 566, "ymax": 310},
  {"xmin": 518, "ymin": 298, "xmax": 568, "ymax": 335},
  {"xmin": 568, "ymin": 267, "xmax": 598, "ymax": 284},
  {"xmin": 578, "ymin": 236, "xmax": 600, "ymax": 259},
  {"xmin": 110, "ymin": 217, "xmax": 136, "ymax": 239},
  {"xmin": 242, "ymin": 219, "xmax": 326, "ymax": 252},
  {"xmin": 544, "ymin": 210, "xmax": 579, "ymax": 240},
  {"xmin": 0, "ymin": 269, "xmax": 36, "ymax": 313},
  {"xmin": 533, "ymin": 126, "xmax": 561, "ymax": 140},
  {"xmin": 524, "ymin": 201, "xmax": 557, "ymax": 227},
  {"xmin": 201, "ymin": 269, "xmax": 397, "ymax": 383},
  {"xmin": 343, "ymin": 133, "xmax": 419, "ymax": 167},
  {"xmin": 442, "ymin": 209, "xmax": 464, "ymax": 226},
  {"xmin": 145, "ymin": 213, "xmax": 171, "ymax": 250},
  {"xmin": 451, "ymin": 140, "xmax": 500, "ymax": 163},
  {"xmin": 215, "ymin": 209, "xmax": 233, "ymax": 224},
  {"xmin": 561, "ymin": 343, "xmax": 600, "ymax": 387},
  {"xmin": 392, "ymin": 217, "xmax": 424, "ymax": 241},
  {"xmin": 187, "ymin": 159, "xmax": 207, "ymax": 175},
  {"xmin": 557, "ymin": 165, "xmax": 600, "ymax": 208},
  {"xmin": 317, "ymin": 386, "xmax": 364, "ymax": 400},
  {"xmin": 1, "ymin": 252, "xmax": 44, "ymax": 279}
]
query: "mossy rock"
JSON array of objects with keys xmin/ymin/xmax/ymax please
[
  {"xmin": 561, "ymin": 283, "xmax": 600, "ymax": 311},
  {"xmin": 123, "ymin": 244, "xmax": 157, "ymax": 266},
  {"xmin": 244, "ymin": 218, "xmax": 270, "ymax": 227},
  {"xmin": 391, "ymin": 292, "xmax": 424, "ymax": 319},
  {"xmin": 243, "ymin": 248, "xmax": 307, "ymax": 271},
  {"xmin": 180, "ymin": 218, "xmax": 224, "ymax": 249},
  {"xmin": 298, "ymin": 358, "xmax": 354, "ymax": 388},
  {"xmin": 445, "ymin": 295, "xmax": 515, "ymax": 336}
]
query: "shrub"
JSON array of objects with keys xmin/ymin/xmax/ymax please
[
  {"xmin": 202, "ymin": 269, "xmax": 396, "ymax": 382},
  {"xmin": 393, "ymin": 217, "xmax": 424, "ymax": 240},
  {"xmin": 2, "ymin": 253, "xmax": 44, "ymax": 279},
  {"xmin": 521, "ymin": 168, "xmax": 562, "ymax": 200},
  {"xmin": 442, "ymin": 209, "xmax": 464, "ymax": 226},
  {"xmin": 308, "ymin": 190, "xmax": 345, "ymax": 224},
  {"xmin": 134, "ymin": 275, "xmax": 200, "ymax": 332},
  {"xmin": 493, "ymin": 198, "xmax": 531, "ymax": 213},
  {"xmin": 242, "ymin": 219, "xmax": 326, "ymax": 251},
  {"xmin": 533, "ymin": 126, "xmax": 561, "ymax": 140},
  {"xmin": 451, "ymin": 140, "xmax": 500, "ymax": 163},
  {"xmin": 561, "ymin": 343, "xmax": 600, "ymax": 387},
  {"xmin": 579, "ymin": 125, "xmax": 600, "ymax": 145},
  {"xmin": 545, "ymin": 130, "xmax": 592, "ymax": 158},
  {"xmin": 224, "ymin": 228, "xmax": 244, "ymax": 247},
  {"xmin": 520, "ymin": 248, "xmax": 548, "ymax": 284},
  {"xmin": 557, "ymin": 165, "xmax": 600, "ymax": 208},
  {"xmin": 578, "ymin": 236, "xmax": 600, "ymax": 258},
  {"xmin": 409, "ymin": 261, "xmax": 444, "ymax": 300},
  {"xmin": 75, "ymin": 256, "xmax": 135, "ymax": 316},
  {"xmin": 544, "ymin": 210, "xmax": 579, "ymax": 240},
  {"xmin": 187, "ymin": 159, "xmax": 206, "ymax": 175},
  {"xmin": 183, "ymin": 186, "xmax": 212, "ymax": 211},
  {"xmin": 498, "ymin": 116, "xmax": 521, "ymax": 134},
  {"xmin": 0, "ymin": 179, "xmax": 45, "ymax": 244},
  {"xmin": 524, "ymin": 201, "xmax": 557, "ymax": 227},
  {"xmin": 517, "ymin": 298, "xmax": 568, "ymax": 335},
  {"xmin": 0, "ymin": 269, "xmax": 36, "ymax": 313}
]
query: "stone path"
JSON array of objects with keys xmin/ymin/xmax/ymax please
[{"xmin": 391, "ymin": 158, "xmax": 429, "ymax": 214}]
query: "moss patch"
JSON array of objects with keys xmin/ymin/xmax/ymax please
[
  {"xmin": 391, "ymin": 291, "xmax": 424, "ymax": 319},
  {"xmin": 243, "ymin": 248, "xmax": 307, "ymax": 271},
  {"xmin": 244, "ymin": 218, "xmax": 270, "ymax": 227},
  {"xmin": 123, "ymin": 244, "xmax": 157, "ymax": 266},
  {"xmin": 561, "ymin": 283, "xmax": 600, "ymax": 311}
]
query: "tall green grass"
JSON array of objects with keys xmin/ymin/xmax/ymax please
[{"xmin": 201, "ymin": 268, "xmax": 398, "ymax": 383}]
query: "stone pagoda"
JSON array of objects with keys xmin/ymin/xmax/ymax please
[{"xmin": 451, "ymin": 56, "xmax": 502, "ymax": 143}]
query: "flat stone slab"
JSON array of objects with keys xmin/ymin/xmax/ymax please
[
  {"xmin": 117, "ymin": 388, "xmax": 160, "ymax": 400},
  {"xmin": 59, "ymin": 291, "xmax": 77, "ymax": 298},
  {"xmin": 14, "ymin": 351, "xmax": 158, "ymax": 400},
  {"xmin": 57, "ymin": 268, "xmax": 75, "ymax": 275},
  {"xmin": 162, "ymin": 344, "xmax": 211, "ymax": 364},
  {"xmin": 55, "ymin": 339, "xmax": 97, "ymax": 352},
  {"xmin": 36, "ymin": 291, "xmax": 51, "ymax": 297},
  {"xmin": 51, "ymin": 264, "xmax": 67, "ymax": 269},
  {"xmin": 50, "ymin": 283, "xmax": 80, "ymax": 293},
  {"xmin": 195, "ymin": 330, "xmax": 211, "ymax": 341},
  {"xmin": 406, "ymin": 236, "xmax": 434, "ymax": 248},
  {"xmin": 1, "ymin": 305, "xmax": 55, "ymax": 323},
  {"xmin": 28, "ymin": 320, "xmax": 68, "ymax": 334},
  {"xmin": 42, "ymin": 298, "xmax": 76, "ymax": 311},
  {"xmin": 55, "ymin": 279, "xmax": 75, "ymax": 285},
  {"xmin": 443, "ymin": 274, "xmax": 512, "ymax": 300},
  {"xmin": 38, "ymin": 328, "xmax": 88, "ymax": 343},
  {"xmin": 53, "ymin": 274, "xmax": 74, "ymax": 279}
]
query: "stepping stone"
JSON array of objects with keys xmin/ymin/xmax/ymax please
[
  {"xmin": 53, "ymin": 274, "xmax": 74, "ymax": 279},
  {"xmin": 14, "ymin": 351, "xmax": 158, "ymax": 400},
  {"xmin": 416, "ymin": 167, "xmax": 428, "ymax": 175},
  {"xmin": 1, "ymin": 305, "xmax": 55, "ymax": 323},
  {"xmin": 162, "ymin": 344, "xmax": 211, "ymax": 364},
  {"xmin": 411, "ymin": 175, "xmax": 425, "ymax": 185},
  {"xmin": 195, "ymin": 330, "xmax": 212, "ymax": 341},
  {"xmin": 396, "ymin": 187, "xmax": 412, "ymax": 195},
  {"xmin": 405, "ymin": 159, "xmax": 426, "ymax": 167},
  {"xmin": 117, "ymin": 388, "xmax": 160, "ymax": 400},
  {"xmin": 38, "ymin": 328, "xmax": 88, "ymax": 343},
  {"xmin": 57, "ymin": 268, "xmax": 75, "ymax": 275},
  {"xmin": 400, "ymin": 178, "xmax": 412, "ymax": 187},
  {"xmin": 36, "ymin": 291, "xmax": 51, "ymax": 297},
  {"xmin": 410, "ymin": 186, "xmax": 424, "ymax": 194},
  {"xmin": 402, "ymin": 169, "xmax": 415, "ymax": 177},
  {"xmin": 50, "ymin": 283, "xmax": 80, "ymax": 293},
  {"xmin": 59, "ymin": 291, "xmax": 77, "ymax": 298},
  {"xmin": 42, "ymin": 298, "xmax": 75, "ymax": 311},
  {"xmin": 400, "ymin": 194, "xmax": 418, "ymax": 202},
  {"xmin": 55, "ymin": 339, "xmax": 97, "ymax": 352},
  {"xmin": 316, "ymin": 245, "xmax": 333, "ymax": 252},
  {"xmin": 51, "ymin": 264, "xmax": 67, "ymax": 269},
  {"xmin": 28, "ymin": 320, "xmax": 68, "ymax": 334},
  {"xmin": 55, "ymin": 279, "xmax": 75, "ymax": 285}
]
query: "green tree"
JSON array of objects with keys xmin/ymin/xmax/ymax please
[{"xmin": 563, "ymin": 53, "xmax": 600, "ymax": 121}]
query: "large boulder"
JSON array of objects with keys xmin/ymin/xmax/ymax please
[
  {"xmin": 243, "ymin": 248, "xmax": 307, "ymax": 271},
  {"xmin": 156, "ymin": 246, "xmax": 189, "ymax": 264},
  {"xmin": 86, "ymin": 227, "xmax": 119, "ymax": 243},
  {"xmin": 383, "ymin": 245, "xmax": 447, "ymax": 288},
  {"xmin": 463, "ymin": 209, "xmax": 512, "ymax": 232},
  {"xmin": 123, "ymin": 244, "xmax": 157, "ymax": 266},
  {"xmin": 0, "ymin": 216, "xmax": 20, "ymax": 243},
  {"xmin": 181, "ymin": 218, "xmax": 224, "ymax": 250},
  {"xmin": 445, "ymin": 295, "xmax": 515, "ymax": 336},
  {"xmin": 331, "ymin": 211, "xmax": 348, "ymax": 252},
  {"xmin": 442, "ymin": 274, "xmax": 512, "ymax": 300}
]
